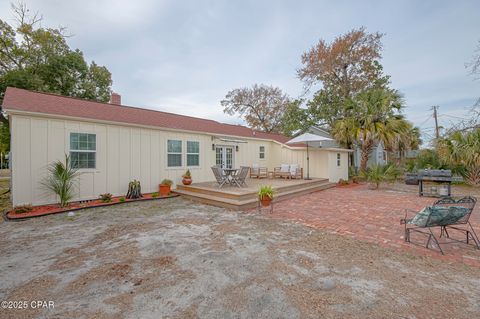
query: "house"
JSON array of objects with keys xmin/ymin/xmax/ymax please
[
  {"xmin": 307, "ymin": 126, "xmax": 387, "ymax": 170},
  {"xmin": 353, "ymin": 141, "xmax": 387, "ymax": 169},
  {"xmin": 3, "ymin": 87, "xmax": 350, "ymax": 206}
]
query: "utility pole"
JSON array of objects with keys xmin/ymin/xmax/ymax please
[{"xmin": 432, "ymin": 105, "xmax": 440, "ymax": 139}]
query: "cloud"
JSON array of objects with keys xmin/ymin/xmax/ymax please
[{"xmin": 0, "ymin": 0, "xmax": 478, "ymax": 140}]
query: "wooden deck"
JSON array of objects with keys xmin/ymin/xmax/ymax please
[{"xmin": 174, "ymin": 177, "xmax": 336, "ymax": 210}]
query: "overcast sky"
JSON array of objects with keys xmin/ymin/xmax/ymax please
[{"xmin": 1, "ymin": 0, "xmax": 479, "ymax": 141}]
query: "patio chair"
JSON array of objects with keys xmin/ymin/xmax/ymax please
[
  {"xmin": 274, "ymin": 164, "xmax": 291, "ymax": 179},
  {"xmin": 400, "ymin": 196, "xmax": 478, "ymax": 255},
  {"xmin": 211, "ymin": 166, "xmax": 229, "ymax": 188},
  {"xmin": 250, "ymin": 164, "xmax": 268, "ymax": 178},
  {"xmin": 232, "ymin": 166, "xmax": 250, "ymax": 187},
  {"xmin": 289, "ymin": 164, "xmax": 303, "ymax": 179}
]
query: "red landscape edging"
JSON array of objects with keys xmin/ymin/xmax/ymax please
[{"xmin": 6, "ymin": 193, "xmax": 179, "ymax": 220}]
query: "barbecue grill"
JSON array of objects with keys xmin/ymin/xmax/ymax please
[{"xmin": 405, "ymin": 169, "xmax": 452, "ymax": 197}]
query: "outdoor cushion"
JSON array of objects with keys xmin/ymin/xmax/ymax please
[
  {"xmin": 289, "ymin": 164, "xmax": 299, "ymax": 174},
  {"xmin": 409, "ymin": 206, "xmax": 470, "ymax": 227},
  {"xmin": 280, "ymin": 164, "xmax": 290, "ymax": 172}
]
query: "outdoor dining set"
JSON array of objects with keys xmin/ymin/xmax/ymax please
[
  {"xmin": 211, "ymin": 166, "xmax": 250, "ymax": 188},
  {"xmin": 211, "ymin": 163, "xmax": 304, "ymax": 188}
]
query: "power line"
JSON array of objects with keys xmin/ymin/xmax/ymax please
[
  {"xmin": 439, "ymin": 114, "xmax": 468, "ymax": 120},
  {"xmin": 417, "ymin": 114, "xmax": 432, "ymax": 128}
]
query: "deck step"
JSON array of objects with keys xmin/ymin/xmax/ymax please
[
  {"xmin": 174, "ymin": 181, "xmax": 336, "ymax": 211},
  {"xmin": 176, "ymin": 178, "xmax": 330, "ymax": 201}
]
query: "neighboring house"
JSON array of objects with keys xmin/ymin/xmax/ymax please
[
  {"xmin": 391, "ymin": 149, "xmax": 420, "ymax": 161},
  {"xmin": 3, "ymin": 87, "xmax": 350, "ymax": 206},
  {"xmin": 307, "ymin": 126, "xmax": 387, "ymax": 169},
  {"xmin": 307, "ymin": 126, "xmax": 341, "ymax": 149},
  {"xmin": 353, "ymin": 141, "xmax": 387, "ymax": 169}
]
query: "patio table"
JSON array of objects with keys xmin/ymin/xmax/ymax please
[{"xmin": 223, "ymin": 168, "xmax": 238, "ymax": 181}]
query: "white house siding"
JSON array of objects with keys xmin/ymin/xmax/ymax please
[
  {"xmin": 269, "ymin": 144, "xmax": 349, "ymax": 182},
  {"xmin": 10, "ymin": 114, "xmax": 348, "ymax": 206}
]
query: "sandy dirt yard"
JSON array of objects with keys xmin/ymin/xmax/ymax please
[{"xmin": 1, "ymin": 197, "xmax": 480, "ymax": 319}]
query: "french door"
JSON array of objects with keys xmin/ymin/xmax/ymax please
[{"xmin": 215, "ymin": 146, "xmax": 234, "ymax": 169}]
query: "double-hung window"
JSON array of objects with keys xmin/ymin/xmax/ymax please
[
  {"xmin": 187, "ymin": 141, "xmax": 200, "ymax": 166},
  {"xmin": 167, "ymin": 139, "xmax": 182, "ymax": 167},
  {"xmin": 70, "ymin": 133, "xmax": 96, "ymax": 169},
  {"xmin": 259, "ymin": 146, "xmax": 265, "ymax": 159}
]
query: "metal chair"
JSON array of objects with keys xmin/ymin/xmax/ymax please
[
  {"xmin": 211, "ymin": 166, "xmax": 228, "ymax": 188},
  {"xmin": 232, "ymin": 166, "xmax": 250, "ymax": 187},
  {"xmin": 400, "ymin": 196, "xmax": 478, "ymax": 255}
]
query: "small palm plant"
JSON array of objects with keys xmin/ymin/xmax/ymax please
[
  {"xmin": 359, "ymin": 163, "xmax": 399, "ymax": 189},
  {"xmin": 42, "ymin": 155, "xmax": 80, "ymax": 207}
]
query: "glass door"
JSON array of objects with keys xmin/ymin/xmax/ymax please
[{"xmin": 215, "ymin": 146, "xmax": 234, "ymax": 169}]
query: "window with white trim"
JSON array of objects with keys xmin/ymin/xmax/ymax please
[
  {"xmin": 259, "ymin": 146, "xmax": 265, "ymax": 159},
  {"xmin": 167, "ymin": 139, "xmax": 182, "ymax": 167},
  {"xmin": 70, "ymin": 133, "xmax": 96, "ymax": 169},
  {"xmin": 337, "ymin": 153, "xmax": 341, "ymax": 167},
  {"xmin": 187, "ymin": 141, "xmax": 200, "ymax": 166}
]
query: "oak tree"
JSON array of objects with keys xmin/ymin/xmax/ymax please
[
  {"xmin": 221, "ymin": 84, "xmax": 290, "ymax": 133},
  {"xmin": 298, "ymin": 27, "xmax": 388, "ymax": 100},
  {"xmin": 286, "ymin": 27, "xmax": 392, "ymax": 135},
  {"xmin": 0, "ymin": 3, "xmax": 113, "ymax": 152},
  {"xmin": 0, "ymin": 3, "xmax": 112, "ymax": 104}
]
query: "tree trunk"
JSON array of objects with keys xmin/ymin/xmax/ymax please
[{"xmin": 360, "ymin": 141, "xmax": 374, "ymax": 171}]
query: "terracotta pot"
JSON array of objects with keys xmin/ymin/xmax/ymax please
[
  {"xmin": 182, "ymin": 178, "xmax": 192, "ymax": 185},
  {"xmin": 260, "ymin": 196, "xmax": 272, "ymax": 207},
  {"xmin": 159, "ymin": 184, "xmax": 171, "ymax": 196}
]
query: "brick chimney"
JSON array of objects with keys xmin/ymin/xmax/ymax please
[{"xmin": 109, "ymin": 92, "xmax": 121, "ymax": 105}]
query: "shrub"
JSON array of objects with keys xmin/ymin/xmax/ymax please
[
  {"xmin": 42, "ymin": 155, "xmax": 80, "ymax": 207},
  {"xmin": 348, "ymin": 166, "xmax": 357, "ymax": 179},
  {"xmin": 337, "ymin": 178, "xmax": 349, "ymax": 186},
  {"xmin": 404, "ymin": 149, "xmax": 444, "ymax": 172},
  {"xmin": 119, "ymin": 197, "xmax": 126, "ymax": 202},
  {"xmin": 99, "ymin": 193, "xmax": 113, "ymax": 203},
  {"xmin": 258, "ymin": 185, "xmax": 274, "ymax": 199},
  {"xmin": 13, "ymin": 204, "xmax": 33, "ymax": 214},
  {"xmin": 359, "ymin": 164, "xmax": 399, "ymax": 189},
  {"xmin": 160, "ymin": 179, "xmax": 173, "ymax": 186},
  {"xmin": 152, "ymin": 192, "xmax": 159, "ymax": 198},
  {"xmin": 437, "ymin": 128, "xmax": 480, "ymax": 186}
]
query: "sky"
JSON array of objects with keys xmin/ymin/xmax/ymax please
[{"xmin": 0, "ymin": 0, "xmax": 479, "ymax": 142}]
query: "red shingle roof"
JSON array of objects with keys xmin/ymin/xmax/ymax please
[{"xmin": 2, "ymin": 87, "xmax": 291, "ymax": 144}]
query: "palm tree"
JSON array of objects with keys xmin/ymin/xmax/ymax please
[
  {"xmin": 332, "ymin": 88, "xmax": 411, "ymax": 171},
  {"xmin": 437, "ymin": 128, "xmax": 480, "ymax": 186},
  {"xmin": 42, "ymin": 155, "xmax": 80, "ymax": 207},
  {"xmin": 387, "ymin": 124, "xmax": 422, "ymax": 164}
]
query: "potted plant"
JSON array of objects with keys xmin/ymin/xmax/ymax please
[
  {"xmin": 182, "ymin": 169, "xmax": 192, "ymax": 185},
  {"xmin": 159, "ymin": 179, "xmax": 173, "ymax": 196},
  {"xmin": 258, "ymin": 185, "xmax": 274, "ymax": 207}
]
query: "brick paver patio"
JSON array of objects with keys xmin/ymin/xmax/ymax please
[{"xmin": 268, "ymin": 184, "xmax": 480, "ymax": 267}]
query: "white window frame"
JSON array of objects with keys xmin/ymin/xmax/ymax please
[
  {"xmin": 337, "ymin": 153, "xmax": 341, "ymax": 167},
  {"xmin": 69, "ymin": 132, "xmax": 97, "ymax": 170},
  {"xmin": 186, "ymin": 141, "xmax": 200, "ymax": 167},
  {"xmin": 259, "ymin": 145, "xmax": 265, "ymax": 160},
  {"xmin": 167, "ymin": 139, "xmax": 183, "ymax": 168}
]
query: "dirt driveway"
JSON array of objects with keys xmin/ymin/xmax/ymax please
[{"xmin": 1, "ymin": 197, "xmax": 479, "ymax": 319}]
